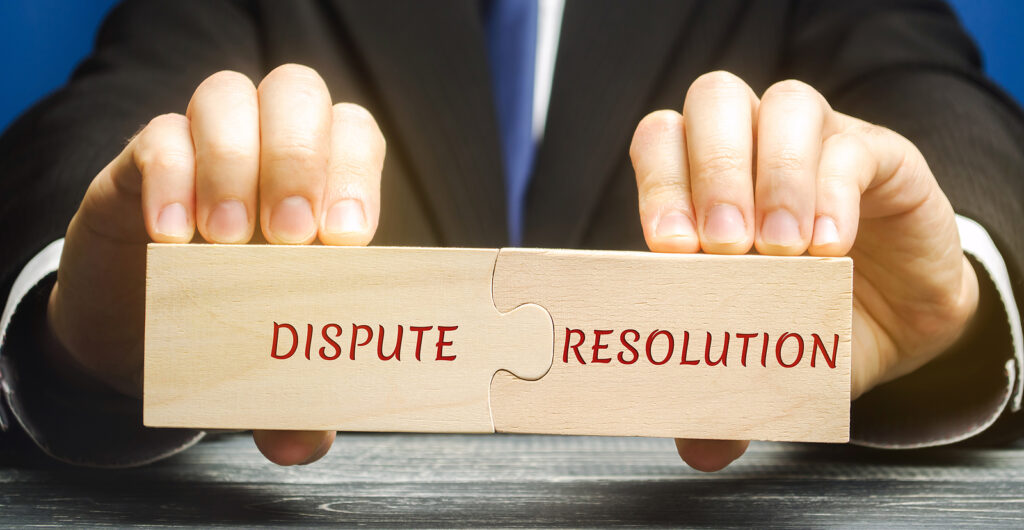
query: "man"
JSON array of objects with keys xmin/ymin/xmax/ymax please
[{"xmin": 0, "ymin": 0, "xmax": 1021, "ymax": 471}]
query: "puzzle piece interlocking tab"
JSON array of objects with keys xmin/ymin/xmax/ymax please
[{"xmin": 144, "ymin": 245, "xmax": 553, "ymax": 433}]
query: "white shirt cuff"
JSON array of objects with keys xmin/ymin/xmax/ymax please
[
  {"xmin": 957, "ymin": 214, "xmax": 1024, "ymax": 411},
  {"xmin": 1, "ymin": 239, "xmax": 64, "ymax": 355}
]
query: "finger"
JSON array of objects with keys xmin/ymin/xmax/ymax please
[
  {"xmin": 253, "ymin": 430, "xmax": 336, "ymax": 466},
  {"xmin": 832, "ymin": 116, "xmax": 934, "ymax": 220},
  {"xmin": 257, "ymin": 64, "xmax": 333, "ymax": 244},
  {"xmin": 683, "ymin": 71, "xmax": 758, "ymax": 254},
  {"xmin": 833, "ymin": 116, "xmax": 969, "ymax": 323},
  {"xmin": 629, "ymin": 110, "xmax": 699, "ymax": 253},
  {"xmin": 187, "ymin": 71, "xmax": 260, "ymax": 244},
  {"xmin": 808, "ymin": 132, "xmax": 873, "ymax": 256},
  {"xmin": 674, "ymin": 438, "xmax": 750, "ymax": 472},
  {"xmin": 319, "ymin": 103, "xmax": 386, "ymax": 246},
  {"xmin": 130, "ymin": 113, "xmax": 197, "ymax": 243},
  {"xmin": 754, "ymin": 80, "xmax": 830, "ymax": 255}
]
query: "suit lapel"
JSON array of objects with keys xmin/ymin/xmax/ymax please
[
  {"xmin": 333, "ymin": 0, "xmax": 508, "ymax": 246},
  {"xmin": 525, "ymin": 0, "xmax": 697, "ymax": 247}
]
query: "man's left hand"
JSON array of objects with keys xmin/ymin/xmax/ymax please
[{"xmin": 629, "ymin": 71, "xmax": 979, "ymax": 472}]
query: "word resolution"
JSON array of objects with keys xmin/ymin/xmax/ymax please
[{"xmin": 562, "ymin": 328, "xmax": 840, "ymax": 369}]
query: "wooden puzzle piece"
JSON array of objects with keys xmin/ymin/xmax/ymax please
[
  {"xmin": 489, "ymin": 248, "xmax": 852, "ymax": 443},
  {"xmin": 145, "ymin": 244, "xmax": 852, "ymax": 442},
  {"xmin": 144, "ymin": 244, "xmax": 553, "ymax": 432}
]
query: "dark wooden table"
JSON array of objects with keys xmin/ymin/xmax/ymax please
[{"xmin": 1, "ymin": 432, "xmax": 1023, "ymax": 527}]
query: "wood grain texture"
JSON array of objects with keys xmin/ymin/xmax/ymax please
[
  {"xmin": 144, "ymin": 244, "xmax": 553, "ymax": 432},
  {"xmin": 2, "ymin": 433, "xmax": 1023, "ymax": 527},
  {"xmin": 491, "ymin": 248, "xmax": 852, "ymax": 442},
  {"xmin": 146, "ymin": 244, "xmax": 851, "ymax": 442}
]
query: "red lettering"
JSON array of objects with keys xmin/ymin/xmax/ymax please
[
  {"xmin": 410, "ymin": 326, "xmax": 433, "ymax": 361},
  {"xmin": 776, "ymin": 332, "xmax": 804, "ymax": 368},
  {"xmin": 705, "ymin": 331, "xmax": 729, "ymax": 366},
  {"xmin": 811, "ymin": 333, "xmax": 839, "ymax": 369},
  {"xmin": 436, "ymin": 325, "xmax": 458, "ymax": 361},
  {"xmin": 377, "ymin": 325, "xmax": 403, "ymax": 361},
  {"xmin": 678, "ymin": 331, "xmax": 698, "ymax": 365},
  {"xmin": 350, "ymin": 324, "xmax": 373, "ymax": 360},
  {"xmin": 592, "ymin": 329, "xmax": 613, "ymax": 363},
  {"xmin": 319, "ymin": 323, "xmax": 342, "ymax": 360},
  {"xmin": 563, "ymin": 328, "xmax": 587, "ymax": 364},
  {"xmin": 271, "ymin": 322, "xmax": 298, "ymax": 359},
  {"xmin": 618, "ymin": 329, "xmax": 640, "ymax": 364},
  {"xmin": 304, "ymin": 323, "xmax": 313, "ymax": 359},
  {"xmin": 736, "ymin": 333, "xmax": 758, "ymax": 367},
  {"xmin": 274, "ymin": 324, "xmax": 834, "ymax": 369},
  {"xmin": 646, "ymin": 330, "xmax": 674, "ymax": 365}
]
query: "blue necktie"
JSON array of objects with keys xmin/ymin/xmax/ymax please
[{"xmin": 484, "ymin": 0, "xmax": 538, "ymax": 246}]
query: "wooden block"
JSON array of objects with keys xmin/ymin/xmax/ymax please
[
  {"xmin": 490, "ymin": 249, "xmax": 851, "ymax": 442},
  {"xmin": 144, "ymin": 244, "xmax": 554, "ymax": 432},
  {"xmin": 144, "ymin": 244, "xmax": 851, "ymax": 442}
]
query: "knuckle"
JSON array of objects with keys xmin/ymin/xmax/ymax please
[
  {"xmin": 262, "ymin": 141, "xmax": 323, "ymax": 167},
  {"xmin": 815, "ymin": 167, "xmax": 851, "ymax": 195},
  {"xmin": 847, "ymin": 123, "xmax": 888, "ymax": 146},
  {"xmin": 329, "ymin": 157, "xmax": 374, "ymax": 180},
  {"xmin": 850, "ymin": 123, "xmax": 881, "ymax": 139},
  {"xmin": 822, "ymin": 131, "xmax": 871, "ymax": 163},
  {"xmin": 880, "ymin": 126, "xmax": 917, "ymax": 156},
  {"xmin": 261, "ymin": 63, "xmax": 326, "ymax": 90},
  {"xmin": 685, "ymin": 71, "xmax": 755, "ymax": 115},
  {"xmin": 822, "ymin": 131, "xmax": 854, "ymax": 150},
  {"xmin": 761, "ymin": 148, "xmax": 807, "ymax": 175},
  {"xmin": 333, "ymin": 102, "xmax": 374, "ymax": 124},
  {"xmin": 145, "ymin": 112, "xmax": 188, "ymax": 133},
  {"xmin": 895, "ymin": 143, "xmax": 926, "ymax": 179},
  {"xmin": 188, "ymin": 73, "xmax": 257, "ymax": 122},
  {"xmin": 201, "ymin": 139, "xmax": 255, "ymax": 163},
  {"xmin": 137, "ymin": 146, "xmax": 193, "ymax": 177},
  {"xmin": 631, "ymin": 110, "xmax": 683, "ymax": 160},
  {"xmin": 640, "ymin": 176, "xmax": 688, "ymax": 202},
  {"xmin": 637, "ymin": 109, "xmax": 683, "ymax": 135},
  {"xmin": 334, "ymin": 102, "xmax": 386, "ymax": 147},
  {"xmin": 290, "ymin": 81, "xmax": 329, "ymax": 105},
  {"xmin": 695, "ymin": 147, "xmax": 746, "ymax": 179},
  {"xmin": 134, "ymin": 114, "xmax": 192, "ymax": 175},
  {"xmin": 198, "ymin": 70, "xmax": 255, "ymax": 93},
  {"xmin": 691, "ymin": 70, "xmax": 747, "ymax": 93},
  {"xmin": 763, "ymin": 79, "xmax": 819, "ymax": 102}
]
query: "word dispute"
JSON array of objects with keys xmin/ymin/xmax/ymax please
[
  {"xmin": 562, "ymin": 328, "xmax": 840, "ymax": 369},
  {"xmin": 271, "ymin": 322, "xmax": 459, "ymax": 361}
]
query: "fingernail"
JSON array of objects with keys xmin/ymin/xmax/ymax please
[
  {"xmin": 207, "ymin": 199, "xmax": 249, "ymax": 243},
  {"xmin": 703, "ymin": 204, "xmax": 746, "ymax": 244},
  {"xmin": 324, "ymin": 199, "xmax": 367, "ymax": 235},
  {"xmin": 156, "ymin": 202, "xmax": 190, "ymax": 238},
  {"xmin": 655, "ymin": 211, "xmax": 696, "ymax": 239},
  {"xmin": 270, "ymin": 196, "xmax": 316, "ymax": 243},
  {"xmin": 761, "ymin": 209, "xmax": 802, "ymax": 247},
  {"xmin": 812, "ymin": 216, "xmax": 840, "ymax": 246}
]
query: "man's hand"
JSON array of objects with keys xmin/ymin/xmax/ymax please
[
  {"xmin": 46, "ymin": 64, "xmax": 385, "ymax": 466},
  {"xmin": 629, "ymin": 71, "xmax": 980, "ymax": 472}
]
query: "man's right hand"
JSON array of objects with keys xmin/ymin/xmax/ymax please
[{"xmin": 46, "ymin": 64, "xmax": 386, "ymax": 466}]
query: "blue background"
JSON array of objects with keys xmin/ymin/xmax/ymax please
[{"xmin": 0, "ymin": 0, "xmax": 1021, "ymax": 132}]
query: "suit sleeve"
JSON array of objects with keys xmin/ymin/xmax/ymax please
[
  {"xmin": 785, "ymin": 0, "xmax": 1024, "ymax": 446},
  {"xmin": 0, "ymin": 0, "xmax": 265, "ymax": 465}
]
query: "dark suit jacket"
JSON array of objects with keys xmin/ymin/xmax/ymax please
[{"xmin": 1, "ymin": 0, "xmax": 1022, "ymax": 465}]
